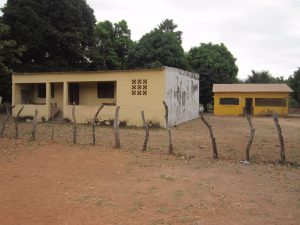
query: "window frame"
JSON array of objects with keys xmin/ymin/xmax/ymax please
[
  {"xmin": 37, "ymin": 83, "xmax": 46, "ymax": 98},
  {"xmin": 255, "ymin": 98, "xmax": 287, "ymax": 107},
  {"xmin": 219, "ymin": 97, "xmax": 239, "ymax": 106},
  {"xmin": 97, "ymin": 81, "xmax": 115, "ymax": 99}
]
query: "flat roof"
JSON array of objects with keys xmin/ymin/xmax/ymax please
[
  {"xmin": 213, "ymin": 84, "xmax": 293, "ymax": 93},
  {"xmin": 13, "ymin": 67, "xmax": 165, "ymax": 76}
]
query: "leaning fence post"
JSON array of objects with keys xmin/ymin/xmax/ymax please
[
  {"xmin": 245, "ymin": 114, "xmax": 255, "ymax": 162},
  {"xmin": 273, "ymin": 112, "xmax": 286, "ymax": 163},
  {"xmin": 92, "ymin": 104, "xmax": 104, "ymax": 145},
  {"xmin": 31, "ymin": 109, "xmax": 38, "ymax": 141},
  {"xmin": 162, "ymin": 101, "xmax": 173, "ymax": 155},
  {"xmin": 141, "ymin": 110, "xmax": 149, "ymax": 151},
  {"xmin": 114, "ymin": 106, "xmax": 121, "ymax": 149},
  {"xmin": 200, "ymin": 111, "xmax": 218, "ymax": 159},
  {"xmin": 14, "ymin": 106, "xmax": 24, "ymax": 139},
  {"xmin": 72, "ymin": 102, "xmax": 77, "ymax": 144}
]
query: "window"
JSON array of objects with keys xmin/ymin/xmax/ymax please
[
  {"xmin": 255, "ymin": 98, "xmax": 286, "ymax": 107},
  {"xmin": 132, "ymin": 79, "xmax": 147, "ymax": 95},
  {"xmin": 219, "ymin": 98, "xmax": 239, "ymax": 105},
  {"xmin": 37, "ymin": 83, "xmax": 46, "ymax": 98},
  {"xmin": 97, "ymin": 81, "xmax": 115, "ymax": 98},
  {"xmin": 51, "ymin": 83, "xmax": 55, "ymax": 98}
]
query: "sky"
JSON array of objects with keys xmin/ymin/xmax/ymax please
[{"xmin": 1, "ymin": 0, "xmax": 299, "ymax": 79}]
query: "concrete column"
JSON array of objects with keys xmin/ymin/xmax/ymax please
[
  {"xmin": 63, "ymin": 82, "xmax": 68, "ymax": 118},
  {"xmin": 46, "ymin": 82, "xmax": 51, "ymax": 120}
]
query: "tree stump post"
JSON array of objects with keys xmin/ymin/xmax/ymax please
[
  {"xmin": 0, "ymin": 104, "xmax": 14, "ymax": 137},
  {"xmin": 200, "ymin": 112, "xmax": 218, "ymax": 159},
  {"xmin": 31, "ymin": 109, "xmax": 38, "ymax": 141},
  {"xmin": 51, "ymin": 103, "xmax": 55, "ymax": 142},
  {"xmin": 273, "ymin": 112, "xmax": 286, "ymax": 163},
  {"xmin": 14, "ymin": 106, "xmax": 24, "ymax": 139},
  {"xmin": 92, "ymin": 104, "xmax": 104, "ymax": 145},
  {"xmin": 162, "ymin": 101, "xmax": 173, "ymax": 155},
  {"xmin": 141, "ymin": 110, "xmax": 149, "ymax": 151},
  {"xmin": 72, "ymin": 102, "xmax": 77, "ymax": 144},
  {"xmin": 114, "ymin": 106, "xmax": 121, "ymax": 149},
  {"xmin": 245, "ymin": 115, "xmax": 255, "ymax": 162}
]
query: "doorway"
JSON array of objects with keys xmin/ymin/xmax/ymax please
[
  {"xmin": 245, "ymin": 98, "xmax": 253, "ymax": 115},
  {"xmin": 69, "ymin": 83, "xmax": 79, "ymax": 105}
]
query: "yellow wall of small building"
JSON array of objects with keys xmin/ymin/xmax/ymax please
[
  {"xmin": 214, "ymin": 92, "xmax": 290, "ymax": 116},
  {"xmin": 12, "ymin": 69, "xmax": 166, "ymax": 126}
]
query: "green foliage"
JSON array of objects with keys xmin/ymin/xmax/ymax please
[
  {"xmin": 94, "ymin": 20, "xmax": 132, "ymax": 70},
  {"xmin": 288, "ymin": 68, "xmax": 300, "ymax": 106},
  {"xmin": 245, "ymin": 70, "xmax": 285, "ymax": 83},
  {"xmin": 187, "ymin": 42, "xmax": 238, "ymax": 110},
  {"xmin": 1, "ymin": 0, "xmax": 98, "ymax": 72},
  {"xmin": 0, "ymin": 22, "xmax": 24, "ymax": 102},
  {"xmin": 128, "ymin": 19, "xmax": 188, "ymax": 70}
]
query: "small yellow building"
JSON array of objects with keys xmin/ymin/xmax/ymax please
[
  {"xmin": 12, "ymin": 67, "xmax": 199, "ymax": 127},
  {"xmin": 213, "ymin": 84, "xmax": 293, "ymax": 116}
]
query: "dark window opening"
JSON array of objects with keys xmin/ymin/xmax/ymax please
[
  {"xmin": 97, "ymin": 82, "xmax": 115, "ymax": 98},
  {"xmin": 220, "ymin": 98, "xmax": 239, "ymax": 105},
  {"xmin": 51, "ymin": 83, "xmax": 55, "ymax": 98},
  {"xmin": 255, "ymin": 98, "xmax": 286, "ymax": 107},
  {"xmin": 37, "ymin": 83, "xmax": 46, "ymax": 98}
]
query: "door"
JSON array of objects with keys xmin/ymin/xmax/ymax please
[
  {"xmin": 245, "ymin": 98, "xmax": 253, "ymax": 115},
  {"xmin": 69, "ymin": 83, "xmax": 79, "ymax": 105}
]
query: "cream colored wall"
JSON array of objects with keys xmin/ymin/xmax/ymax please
[
  {"xmin": 13, "ymin": 69, "xmax": 166, "ymax": 126},
  {"xmin": 14, "ymin": 104, "xmax": 48, "ymax": 121},
  {"xmin": 214, "ymin": 92, "xmax": 290, "ymax": 116}
]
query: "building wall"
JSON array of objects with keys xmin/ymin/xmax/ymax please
[
  {"xmin": 12, "ymin": 69, "xmax": 166, "ymax": 126},
  {"xmin": 165, "ymin": 67, "xmax": 199, "ymax": 126},
  {"xmin": 214, "ymin": 92, "xmax": 290, "ymax": 116}
]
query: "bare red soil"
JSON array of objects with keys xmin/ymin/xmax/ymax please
[{"xmin": 0, "ymin": 116, "xmax": 299, "ymax": 225}]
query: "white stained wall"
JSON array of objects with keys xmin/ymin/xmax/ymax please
[{"xmin": 165, "ymin": 67, "xmax": 199, "ymax": 126}]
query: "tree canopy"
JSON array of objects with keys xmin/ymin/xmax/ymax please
[
  {"xmin": 0, "ymin": 22, "xmax": 24, "ymax": 101},
  {"xmin": 288, "ymin": 68, "xmax": 300, "ymax": 105},
  {"xmin": 94, "ymin": 20, "xmax": 132, "ymax": 70},
  {"xmin": 187, "ymin": 42, "xmax": 238, "ymax": 111},
  {"xmin": 1, "ymin": 0, "xmax": 98, "ymax": 72},
  {"xmin": 128, "ymin": 19, "xmax": 188, "ymax": 69},
  {"xmin": 245, "ymin": 70, "xmax": 285, "ymax": 83}
]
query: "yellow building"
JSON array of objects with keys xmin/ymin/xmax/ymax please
[
  {"xmin": 213, "ymin": 84, "xmax": 293, "ymax": 116},
  {"xmin": 12, "ymin": 67, "xmax": 199, "ymax": 127}
]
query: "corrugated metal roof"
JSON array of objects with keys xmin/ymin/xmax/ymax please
[{"xmin": 213, "ymin": 84, "xmax": 293, "ymax": 93}]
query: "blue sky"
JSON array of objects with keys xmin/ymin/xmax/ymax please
[{"xmin": 1, "ymin": 0, "xmax": 299, "ymax": 79}]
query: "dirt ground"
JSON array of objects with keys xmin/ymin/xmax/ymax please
[{"xmin": 0, "ymin": 115, "xmax": 299, "ymax": 225}]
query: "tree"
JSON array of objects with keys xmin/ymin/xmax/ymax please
[
  {"xmin": 1, "ymin": 0, "xmax": 98, "ymax": 72},
  {"xmin": 187, "ymin": 43, "xmax": 238, "ymax": 111},
  {"xmin": 246, "ymin": 70, "xmax": 276, "ymax": 83},
  {"xmin": 128, "ymin": 19, "xmax": 188, "ymax": 70},
  {"xmin": 94, "ymin": 20, "xmax": 132, "ymax": 70},
  {"xmin": 0, "ymin": 22, "xmax": 24, "ymax": 102},
  {"xmin": 288, "ymin": 68, "xmax": 300, "ymax": 106}
]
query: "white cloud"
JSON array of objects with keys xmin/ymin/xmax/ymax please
[{"xmin": 1, "ymin": 0, "xmax": 299, "ymax": 79}]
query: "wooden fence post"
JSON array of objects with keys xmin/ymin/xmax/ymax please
[
  {"xmin": 72, "ymin": 102, "xmax": 77, "ymax": 144},
  {"xmin": 273, "ymin": 112, "xmax": 286, "ymax": 163},
  {"xmin": 162, "ymin": 101, "xmax": 173, "ymax": 155},
  {"xmin": 92, "ymin": 104, "xmax": 104, "ymax": 145},
  {"xmin": 114, "ymin": 106, "xmax": 121, "ymax": 149},
  {"xmin": 14, "ymin": 106, "xmax": 24, "ymax": 139},
  {"xmin": 0, "ymin": 104, "xmax": 15, "ymax": 137},
  {"xmin": 141, "ymin": 110, "xmax": 149, "ymax": 151},
  {"xmin": 51, "ymin": 103, "xmax": 55, "ymax": 142},
  {"xmin": 245, "ymin": 115, "xmax": 255, "ymax": 162},
  {"xmin": 200, "ymin": 112, "xmax": 218, "ymax": 159},
  {"xmin": 31, "ymin": 109, "xmax": 38, "ymax": 141}
]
